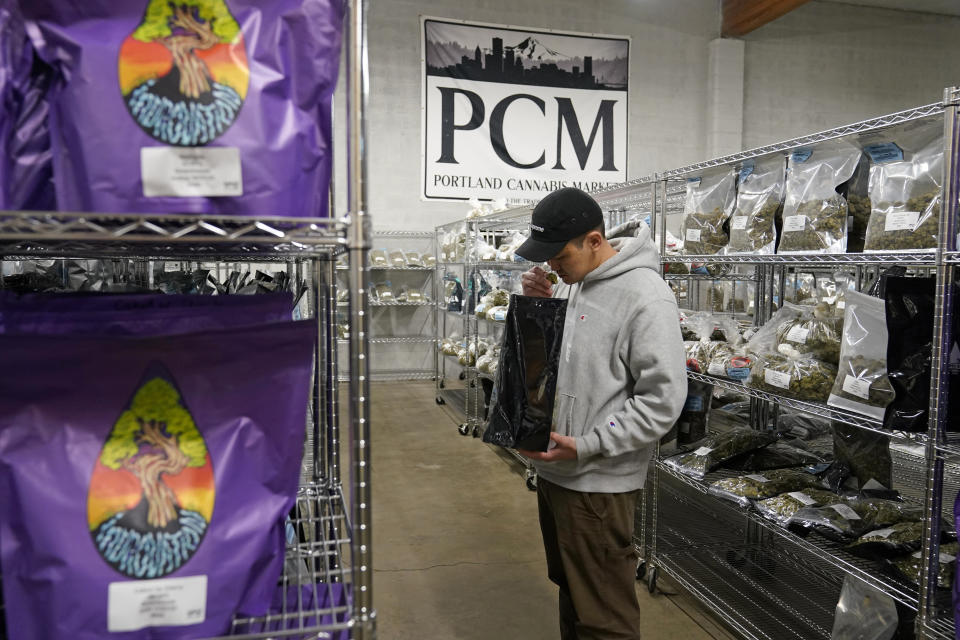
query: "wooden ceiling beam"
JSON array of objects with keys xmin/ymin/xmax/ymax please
[{"xmin": 722, "ymin": 0, "xmax": 812, "ymax": 37}]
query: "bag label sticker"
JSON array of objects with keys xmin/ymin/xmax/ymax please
[
  {"xmin": 830, "ymin": 503, "xmax": 861, "ymax": 520},
  {"xmin": 764, "ymin": 369, "xmax": 792, "ymax": 390},
  {"xmin": 885, "ymin": 211, "xmax": 920, "ymax": 232},
  {"xmin": 842, "ymin": 375, "xmax": 873, "ymax": 400},
  {"xmin": 731, "ymin": 216, "xmax": 749, "ymax": 230},
  {"xmin": 791, "ymin": 149, "xmax": 813, "ymax": 164},
  {"xmin": 942, "ymin": 553, "xmax": 956, "ymax": 563},
  {"xmin": 707, "ymin": 361, "xmax": 726, "ymax": 376},
  {"xmin": 739, "ymin": 161, "xmax": 755, "ymax": 181},
  {"xmin": 142, "ymin": 147, "xmax": 243, "ymax": 198},
  {"xmin": 863, "ymin": 142, "xmax": 904, "ymax": 164},
  {"xmin": 787, "ymin": 491, "xmax": 817, "ymax": 506},
  {"xmin": 783, "ymin": 215, "xmax": 806, "ymax": 233},
  {"xmin": 693, "ymin": 446, "xmax": 713, "ymax": 456},
  {"xmin": 869, "ymin": 527, "xmax": 897, "ymax": 539},
  {"xmin": 745, "ymin": 474, "xmax": 769, "ymax": 483},
  {"xmin": 108, "ymin": 575, "xmax": 207, "ymax": 632},
  {"xmin": 786, "ymin": 326, "xmax": 810, "ymax": 344},
  {"xmin": 685, "ymin": 228, "xmax": 702, "ymax": 242}
]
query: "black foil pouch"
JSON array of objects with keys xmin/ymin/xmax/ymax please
[
  {"xmin": 833, "ymin": 422, "xmax": 892, "ymax": 490},
  {"xmin": 883, "ymin": 276, "xmax": 935, "ymax": 432},
  {"xmin": 483, "ymin": 295, "xmax": 567, "ymax": 452},
  {"xmin": 676, "ymin": 380, "xmax": 711, "ymax": 445}
]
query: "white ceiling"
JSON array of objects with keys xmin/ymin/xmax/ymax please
[{"xmin": 820, "ymin": 0, "xmax": 960, "ymax": 17}]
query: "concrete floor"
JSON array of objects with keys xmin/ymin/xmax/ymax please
[{"xmin": 369, "ymin": 381, "xmax": 737, "ymax": 640}]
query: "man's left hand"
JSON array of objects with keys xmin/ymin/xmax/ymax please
[{"xmin": 518, "ymin": 432, "xmax": 577, "ymax": 461}]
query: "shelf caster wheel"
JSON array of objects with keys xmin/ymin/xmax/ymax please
[
  {"xmin": 646, "ymin": 566, "xmax": 658, "ymax": 594},
  {"xmin": 457, "ymin": 423, "xmax": 470, "ymax": 436},
  {"xmin": 439, "ymin": 380, "xmax": 446, "ymax": 389},
  {"xmin": 435, "ymin": 396, "xmax": 445, "ymax": 405},
  {"xmin": 459, "ymin": 371, "xmax": 466, "ymax": 381},
  {"xmin": 471, "ymin": 425, "xmax": 481, "ymax": 438},
  {"xmin": 636, "ymin": 561, "xmax": 647, "ymax": 581},
  {"xmin": 525, "ymin": 475, "xmax": 537, "ymax": 492}
]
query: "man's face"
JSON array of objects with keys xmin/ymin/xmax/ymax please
[{"xmin": 547, "ymin": 236, "xmax": 595, "ymax": 284}]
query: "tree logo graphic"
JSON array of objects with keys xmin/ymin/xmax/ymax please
[
  {"xmin": 88, "ymin": 370, "xmax": 215, "ymax": 578},
  {"xmin": 118, "ymin": 0, "xmax": 249, "ymax": 146}
]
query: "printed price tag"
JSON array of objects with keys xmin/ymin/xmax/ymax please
[
  {"xmin": 783, "ymin": 215, "xmax": 806, "ymax": 233},
  {"xmin": 108, "ymin": 575, "xmax": 206, "ymax": 632},
  {"xmin": 842, "ymin": 375, "xmax": 872, "ymax": 400},
  {"xmin": 885, "ymin": 211, "xmax": 920, "ymax": 232},
  {"xmin": 141, "ymin": 147, "xmax": 242, "ymax": 197},
  {"xmin": 869, "ymin": 527, "xmax": 897, "ymax": 539},
  {"xmin": 785, "ymin": 326, "xmax": 810, "ymax": 344},
  {"xmin": 693, "ymin": 446, "xmax": 713, "ymax": 456},
  {"xmin": 764, "ymin": 369, "xmax": 792, "ymax": 390},
  {"xmin": 830, "ymin": 503, "xmax": 861, "ymax": 520},
  {"xmin": 745, "ymin": 474, "xmax": 769, "ymax": 483},
  {"xmin": 731, "ymin": 216, "xmax": 748, "ymax": 230},
  {"xmin": 787, "ymin": 492, "xmax": 817, "ymax": 506},
  {"xmin": 685, "ymin": 228, "xmax": 702, "ymax": 242}
]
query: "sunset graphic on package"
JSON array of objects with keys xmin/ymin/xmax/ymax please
[
  {"xmin": 117, "ymin": 0, "xmax": 250, "ymax": 146},
  {"xmin": 87, "ymin": 369, "xmax": 215, "ymax": 579}
]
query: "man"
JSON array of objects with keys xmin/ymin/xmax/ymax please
[{"xmin": 515, "ymin": 187, "xmax": 687, "ymax": 640}]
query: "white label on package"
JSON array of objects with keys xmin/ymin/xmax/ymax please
[
  {"xmin": 731, "ymin": 216, "xmax": 748, "ymax": 230},
  {"xmin": 707, "ymin": 361, "xmax": 726, "ymax": 376},
  {"xmin": 685, "ymin": 228, "xmax": 701, "ymax": 242},
  {"xmin": 108, "ymin": 575, "xmax": 206, "ymax": 632},
  {"xmin": 745, "ymin": 474, "xmax": 769, "ymax": 483},
  {"xmin": 141, "ymin": 147, "xmax": 242, "ymax": 197},
  {"xmin": 787, "ymin": 492, "xmax": 817, "ymax": 506},
  {"xmin": 837, "ymin": 300, "xmax": 846, "ymax": 310},
  {"xmin": 693, "ymin": 446, "xmax": 713, "ymax": 456},
  {"xmin": 942, "ymin": 553, "xmax": 957, "ymax": 563},
  {"xmin": 842, "ymin": 375, "xmax": 872, "ymax": 400},
  {"xmin": 885, "ymin": 211, "xmax": 920, "ymax": 232},
  {"xmin": 783, "ymin": 215, "xmax": 806, "ymax": 233},
  {"xmin": 869, "ymin": 527, "xmax": 897, "ymax": 539},
  {"xmin": 764, "ymin": 369, "xmax": 792, "ymax": 390},
  {"xmin": 785, "ymin": 326, "xmax": 810, "ymax": 344},
  {"xmin": 830, "ymin": 503, "xmax": 861, "ymax": 520}
]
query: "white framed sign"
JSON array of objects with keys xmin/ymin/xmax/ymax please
[{"xmin": 422, "ymin": 17, "xmax": 629, "ymax": 201}]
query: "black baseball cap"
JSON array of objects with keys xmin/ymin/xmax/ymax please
[{"xmin": 516, "ymin": 187, "xmax": 604, "ymax": 262}]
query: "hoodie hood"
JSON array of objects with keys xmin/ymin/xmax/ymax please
[{"xmin": 583, "ymin": 223, "xmax": 661, "ymax": 283}]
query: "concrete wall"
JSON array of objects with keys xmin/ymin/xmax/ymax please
[
  {"xmin": 332, "ymin": 1, "xmax": 960, "ymax": 231},
  {"xmin": 741, "ymin": 2, "xmax": 960, "ymax": 150}
]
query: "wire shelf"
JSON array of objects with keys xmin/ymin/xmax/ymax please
[
  {"xmin": 338, "ymin": 300, "xmax": 433, "ymax": 307},
  {"xmin": 0, "ymin": 211, "xmax": 345, "ymax": 260},
  {"xmin": 337, "ymin": 369, "xmax": 435, "ymax": 382},
  {"xmin": 372, "ymin": 230, "xmax": 433, "ymax": 238},
  {"xmin": 664, "ymin": 273, "xmax": 758, "ymax": 282},
  {"xmin": 686, "ymin": 371, "xmax": 925, "ymax": 441},
  {"xmin": 667, "ymin": 252, "xmax": 937, "ymax": 265},
  {"xmin": 943, "ymin": 252, "xmax": 960, "ymax": 264},
  {"xmin": 338, "ymin": 265, "xmax": 433, "ymax": 271},
  {"xmin": 656, "ymin": 462, "xmax": 921, "ymax": 608},
  {"xmin": 473, "ymin": 260, "xmax": 531, "ymax": 270},
  {"xmin": 212, "ymin": 485, "xmax": 352, "ymax": 639},
  {"xmin": 659, "ymin": 103, "xmax": 943, "ymax": 179},
  {"xmin": 338, "ymin": 336, "xmax": 436, "ymax": 345},
  {"xmin": 924, "ymin": 615, "xmax": 956, "ymax": 640}
]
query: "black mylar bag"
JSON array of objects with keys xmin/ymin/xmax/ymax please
[
  {"xmin": 483, "ymin": 295, "xmax": 567, "ymax": 452},
  {"xmin": 882, "ymin": 276, "xmax": 935, "ymax": 432}
]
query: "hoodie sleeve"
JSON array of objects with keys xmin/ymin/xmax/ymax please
[{"xmin": 575, "ymin": 297, "xmax": 687, "ymax": 460}]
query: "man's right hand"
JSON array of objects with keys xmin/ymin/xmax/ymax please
[{"xmin": 521, "ymin": 266, "xmax": 554, "ymax": 298}]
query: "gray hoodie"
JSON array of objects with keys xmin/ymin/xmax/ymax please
[{"xmin": 535, "ymin": 224, "xmax": 687, "ymax": 493}]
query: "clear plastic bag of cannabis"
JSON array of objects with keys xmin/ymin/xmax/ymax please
[
  {"xmin": 832, "ymin": 422, "xmax": 892, "ymax": 490},
  {"xmin": 789, "ymin": 497, "xmax": 922, "ymax": 540},
  {"xmin": 707, "ymin": 468, "xmax": 819, "ymax": 508},
  {"xmin": 727, "ymin": 157, "xmax": 785, "ymax": 255},
  {"xmin": 661, "ymin": 427, "xmax": 776, "ymax": 480},
  {"xmin": 775, "ymin": 302, "xmax": 843, "ymax": 365},
  {"xmin": 778, "ymin": 146, "xmax": 861, "ymax": 254},
  {"xmin": 749, "ymin": 344, "xmax": 837, "ymax": 403},
  {"xmin": 831, "ymin": 575, "xmax": 898, "ymax": 640},
  {"xmin": 722, "ymin": 439, "xmax": 825, "ymax": 472},
  {"xmin": 828, "ymin": 291, "xmax": 895, "ymax": 420},
  {"xmin": 890, "ymin": 542, "xmax": 958, "ymax": 589},
  {"xmin": 863, "ymin": 131, "xmax": 943, "ymax": 253},
  {"xmin": 846, "ymin": 521, "xmax": 926, "ymax": 559},
  {"xmin": 681, "ymin": 168, "xmax": 736, "ymax": 255},
  {"xmin": 755, "ymin": 487, "xmax": 841, "ymax": 527}
]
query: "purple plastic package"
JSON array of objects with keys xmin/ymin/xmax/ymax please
[
  {"xmin": 1, "ymin": 2, "xmax": 56, "ymax": 211},
  {"xmin": 0, "ymin": 291, "xmax": 293, "ymax": 335},
  {"xmin": 0, "ymin": 320, "xmax": 315, "ymax": 638},
  {"xmin": 20, "ymin": 0, "xmax": 343, "ymax": 216}
]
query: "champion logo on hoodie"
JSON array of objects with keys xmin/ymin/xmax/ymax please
[{"xmin": 580, "ymin": 315, "xmax": 586, "ymax": 321}]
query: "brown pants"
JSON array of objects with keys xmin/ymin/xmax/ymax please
[{"xmin": 537, "ymin": 478, "xmax": 642, "ymax": 640}]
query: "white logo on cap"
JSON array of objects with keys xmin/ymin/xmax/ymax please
[{"xmin": 530, "ymin": 224, "xmax": 544, "ymax": 232}]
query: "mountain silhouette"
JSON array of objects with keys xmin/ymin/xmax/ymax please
[{"xmin": 509, "ymin": 37, "xmax": 566, "ymax": 60}]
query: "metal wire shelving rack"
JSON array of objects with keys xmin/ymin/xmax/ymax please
[
  {"xmin": 463, "ymin": 86, "xmax": 960, "ymax": 640},
  {"xmin": 0, "ymin": 1, "xmax": 376, "ymax": 638}
]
